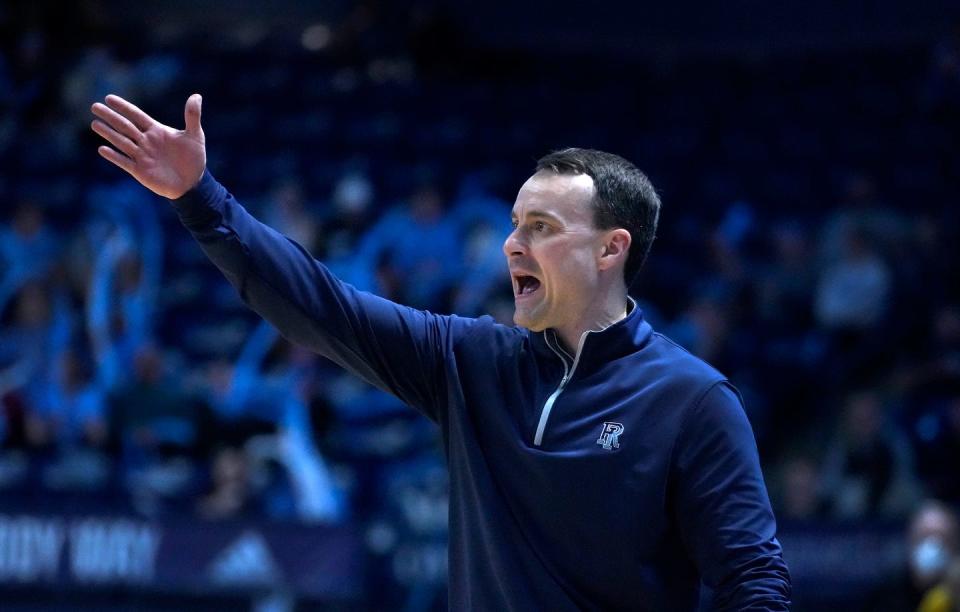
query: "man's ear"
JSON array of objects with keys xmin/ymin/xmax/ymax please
[{"xmin": 598, "ymin": 228, "xmax": 631, "ymax": 271}]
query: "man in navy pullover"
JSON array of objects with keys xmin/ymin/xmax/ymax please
[{"xmin": 91, "ymin": 93, "xmax": 791, "ymax": 610}]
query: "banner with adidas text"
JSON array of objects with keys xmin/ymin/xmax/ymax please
[{"xmin": 0, "ymin": 512, "xmax": 363, "ymax": 599}]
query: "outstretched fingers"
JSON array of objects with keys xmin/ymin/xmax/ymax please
[
  {"xmin": 90, "ymin": 118, "xmax": 139, "ymax": 158},
  {"xmin": 91, "ymin": 101, "xmax": 145, "ymax": 146},
  {"xmin": 104, "ymin": 94, "xmax": 156, "ymax": 132},
  {"xmin": 97, "ymin": 145, "xmax": 135, "ymax": 173}
]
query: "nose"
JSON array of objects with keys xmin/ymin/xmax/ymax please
[{"xmin": 503, "ymin": 227, "xmax": 526, "ymax": 257}]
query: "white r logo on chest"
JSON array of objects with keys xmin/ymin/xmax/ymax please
[{"xmin": 596, "ymin": 422, "xmax": 624, "ymax": 450}]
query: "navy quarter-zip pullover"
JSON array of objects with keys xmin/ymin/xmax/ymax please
[{"xmin": 173, "ymin": 170, "xmax": 791, "ymax": 610}]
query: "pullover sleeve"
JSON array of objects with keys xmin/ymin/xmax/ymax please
[
  {"xmin": 672, "ymin": 381, "xmax": 791, "ymax": 610},
  {"xmin": 171, "ymin": 170, "xmax": 474, "ymax": 422}
]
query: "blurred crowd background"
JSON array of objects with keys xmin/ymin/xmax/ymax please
[{"xmin": 1, "ymin": 1, "xmax": 960, "ymax": 610}]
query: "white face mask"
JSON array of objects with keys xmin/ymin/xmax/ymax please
[{"xmin": 911, "ymin": 536, "xmax": 950, "ymax": 582}]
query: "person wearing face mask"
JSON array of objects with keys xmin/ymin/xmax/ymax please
[
  {"xmin": 89, "ymin": 93, "xmax": 790, "ymax": 611},
  {"xmin": 865, "ymin": 500, "xmax": 959, "ymax": 611},
  {"xmin": 913, "ymin": 502, "xmax": 960, "ymax": 609}
]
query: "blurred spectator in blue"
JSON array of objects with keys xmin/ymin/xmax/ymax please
[
  {"xmin": 0, "ymin": 200, "xmax": 58, "ymax": 313},
  {"xmin": 447, "ymin": 172, "xmax": 511, "ymax": 316},
  {"xmin": 815, "ymin": 226, "xmax": 892, "ymax": 331},
  {"xmin": 819, "ymin": 174, "xmax": 907, "ymax": 262},
  {"xmin": 85, "ymin": 183, "xmax": 163, "ymax": 391},
  {"xmin": 255, "ymin": 336, "xmax": 346, "ymax": 523},
  {"xmin": 819, "ymin": 390, "xmax": 918, "ymax": 519},
  {"xmin": 0, "ymin": 281, "xmax": 74, "ymax": 423},
  {"xmin": 204, "ymin": 320, "xmax": 289, "ymax": 430},
  {"xmin": 711, "ymin": 200, "xmax": 755, "ymax": 289},
  {"xmin": 356, "ymin": 180, "xmax": 460, "ymax": 310},
  {"xmin": 815, "ymin": 225, "xmax": 893, "ymax": 386},
  {"xmin": 29, "ymin": 346, "xmax": 110, "ymax": 491},
  {"xmin": 665, "ymin": 287, "xmax": 735, "ymax": 367},
  {"xmin": 262, "ymin": 176, "xmax": 321, "ymax": 254}
]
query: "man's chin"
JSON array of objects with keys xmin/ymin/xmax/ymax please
[{"xmin": 513, "ymin": 309, "xmax": 546, "ymax": 332}]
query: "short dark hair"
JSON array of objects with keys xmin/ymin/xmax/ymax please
[{"xmin": 535, "ymin": 148, "xmax": 660, "ymax": 288}]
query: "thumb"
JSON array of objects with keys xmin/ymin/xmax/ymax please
[{"xmin": 184, "ymin": 93, "xmax": 203, "ymax": 136}]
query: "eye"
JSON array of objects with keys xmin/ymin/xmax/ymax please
[
  {"xmin": 534, "ymin": 221, "xmax": 546, "ymax": 232},
  {"xmin": 511, "ymin": 219, "xmax": 518, "ymax": 229}
]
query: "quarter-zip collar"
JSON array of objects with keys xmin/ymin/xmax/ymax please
[{"xmin": 530, "ymin": 297, "xmax": 653, "ymax": 379}]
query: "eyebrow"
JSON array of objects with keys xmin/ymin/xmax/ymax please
[{"xmin": 510, "ymin": 209, "xmax": 563, "ymax": 225}]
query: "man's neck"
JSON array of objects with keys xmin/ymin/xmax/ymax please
[{"xmin": 555, "ymin": 293, "xmax": 630, "ymax": 355}]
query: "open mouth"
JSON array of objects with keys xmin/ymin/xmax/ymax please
[{"xmin": 514, "ymin": 274, "xmax": 542, "ymax": 297}]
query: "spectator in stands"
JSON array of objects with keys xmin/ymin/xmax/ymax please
[
  {"xmin": 815, "ymin": 225, "xmax": 892, "ymax": 331},
  {"xmin": 0, "ymin": 281, "xmax": 73, "ymax": 421},
  {"xmin": 203, "ymin": 320, "xmax": 289, "ymax": 434},
  {"xmin": 775, "ymin": 455, "xmax": 824, "ymax": 521},
  {"xmin": 85, "ymin": 186, "xmax": 163, "ymax": 390},
  {"xmin": 355, "ymin": 180, "xmax": 460, "ymax": 310},
  {"xmin": 864, "ymin": 500, "xmax": 959, "ymax": 611},
  {"xmin": 910, "ymin": 503, "xmax": 960, "ymax": 601},
  {"xmin": 819, "ymin": 173, "xmax": 907, "ymax": 263},
  {"xmin": 815, "ymin": 225, "xmax": 894, "ymax": 386},
  {"xmin": 447, "ymin": 172, "xmax": 511, "ymax": 316},
  {"xmin": 28, "ymin": 346, "xmax": 110, "ymax": 490},
  {"xmin": 819, "ymin": 390, "xmax": 917, "ymax": 519},
  {"xmin": 262, "ymin": 176, "xmax": 321, "ymax": 254},
  {"xmin": 0, "ymin": 200, "xmax": 57, "ymax": 313},
  {"xmin": 664, "ymin": 287, "xmax": 735, "ymax": 367}
]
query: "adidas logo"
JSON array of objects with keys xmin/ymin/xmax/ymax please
[{"xmin": 208, "ymin": 530, "xmax": 281, "ymax": 586}]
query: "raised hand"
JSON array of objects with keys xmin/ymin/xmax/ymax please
[{"xmin": 91, "ymin": 94, "xmax": 206, "ymax": 199}]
